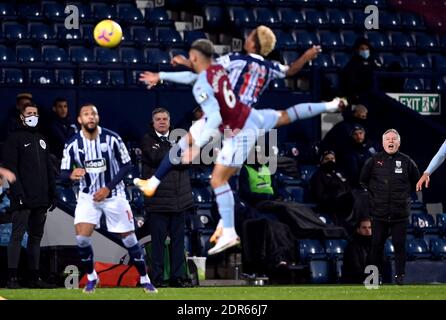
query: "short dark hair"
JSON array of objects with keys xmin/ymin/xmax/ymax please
[
  {"xmin": 78, "ymin": 103, "xmax": 97, "ymax": 115},
  {"xmin": 190, "ymin": 39, "xmax": 214, "ymax": 58},
  {"xmin": 152, "ymin": 107, "xmax": 170, "ymax": 119},
  {"xmin": 356, "ymin": 217, "xmax": 371, "ymax": 228},
  {"xmin": 53, "ymin": 97, "xmax": 68, "ymax": 107}
]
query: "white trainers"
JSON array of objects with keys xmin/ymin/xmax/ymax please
[{"xmin": 208, "ymin": 233, "xmax": 240, "ymax": 255}]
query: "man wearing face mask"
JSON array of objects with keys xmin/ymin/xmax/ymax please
[
  {"xmin": 341, "ymin": 37, "xmax": 381, "ymax": 104},
  {"xmin": 310, "ymin": 150, "xmax": 354, "ymax": 226},
  {"xmin": 360, "ymin": 129, "xmax": 419, "ymax": 285},
  {"xmin": 2, "ymin": 103, "xmax": 57, "ymax": 289}
]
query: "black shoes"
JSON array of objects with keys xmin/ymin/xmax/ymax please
[
  {"xmin": 6, "ymin": 277, "xmax": 21, "ymax": 289},
  {"xmin": 28, "ymin": 278, "xmax": 58, "ymax": 289},
  {"xmin": 395, "ymin": 274, "xmax": 405, "ymax": 285},
  {"xmin": 169, "ymin": 278, "xmax": 193, "ymax": 288}
]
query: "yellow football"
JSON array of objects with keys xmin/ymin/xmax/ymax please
[{"xmin": 93, "ymin": 19, "xmax": 123, "ymax": 48}]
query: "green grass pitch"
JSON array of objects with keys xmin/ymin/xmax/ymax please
[{"xmin": 1, "ymin": 285, "xmax": 446, "ymax": 300}]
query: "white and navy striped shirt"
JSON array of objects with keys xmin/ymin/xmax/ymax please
[
  {"xmin": 61, "ymin": 126, "xmax": 131, "ymax": 197},
  {"xmin": 216, "ymin": 53, "xmax": 288, "ymax": 107}
]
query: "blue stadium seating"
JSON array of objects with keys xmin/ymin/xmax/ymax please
[
  {"xmin": 42, "ymin": 46, "xmax": 69, "ymax": 63},
  {"xmin": 132, "ymin": 27, "xmax": 157, "ymax": 46},
  {"xmin": 81, "ymin": 70, "xmax": 106, "ymax": 86},
  {"xmin": 95, "ymin": 47, "xmax": 120, "ymax": 64},
  {"xmin": 385, "ymin": 238, "xmax": 394, "ymax": 258},
  {"xmin": 341, "ymin": 30, "xmax": 360, "ymax": 49},
  {"xmin": 190, "ymin": 210, "xmax": 215, "ymax": 230},
  {"xmin": 56, "ymin": 69, "xmax": 75, "ymax": 85},
  {"xmin": 277, "ymin": 9, "xmax": 305, "ymax": 28},
  {"xmin": 184, "ymin": 30, "xmax": 207, "ymax": 46},
  {"xmin": 146, "ymin": 48, "xmax": 170, "ymax": 65},
  {"xmin": 440, "ymin": 35, "xmax": 446, "ymax": 49},
  {"xmin": 318, "ymin": 31, "xmax": 343, "ymax": 50},
  {"xmin": 70, "ymin": 3, "xmax": 92, "ymax": 21},
  {"xmin": 430, "ymin": 238, "xmax": 446, "ymax": 260},
  {"xmin": 351, "ymin": 10, "xmax": 367, "ymax": 28},
  {"xmin": 92, "ymin": 3, "xmax": 116, "ymax": 20},
  {"xmin": 18, "ymin": 4, "xmax": 42, "ymax": 20},
  {"xmin": 431, "ymin": 55, "xmax": 446, "ymax": 72},
  {"xmin": 333, "ymin": 52, "xmax": 350, "ymax": 68},
  {"xmin": 253, "ymin": 8, "xmax": 280, "ymax": 27},
  {"xmin": 339, "ymin": 0, "xmax": 364, "ymax": 8},
  {"xmin": 363, "ymin": 0, "xmax": 388, "ymax": 6},
  {"xmin": 120, "ymin": 47, "xmax": 145, "ymax": 64},
  {"xmin": 415, "ymin": 33, "xmax": 439, "ymax": 52},
  {"xmin": 268, "ymin": 78, "xmax": 287, "ymax": 90},
  {"xmin": 16, "ymin": 45, "xmax": 40, "ymax": 63},
  {"xmin": 380, "ymin": 12, "xmax": 401, "ymax": 30},
  {"xmin": 145, "ymin": 7, "xmax": 173, "ymax": 26},
  {"xmin": 324, "ymin": 239, "xmax": 347, "ymax": 259},
  {"xmin": 390, "ymin": 32, "xmax": 415, "ymax": 50},
  {"xmin": 406, "ymin": 238, "xmax": 431, "ymax": 260},
  {"xmin": 69, "ymin": 46, "xmax": 95, "ymax": 63},
  {"xmin": 3, "ymin": 22, "xmax": 28, "ymax": 41},
  {"xmin": 117, "ymin": 3, "xmax": 144, "ymax": 23},
  {"xmin": 43, "ymin": 2, "xmax": 66, "ymax": 22},
  {"xmin": 2, "ymin": 68, "xmax": 23, "ymax": 84},
  {"xmin": 406, "ymin": 54, "xmax": 431, "ymax": 71},
  {"xmin": 304, "ymin": 9, "xmax": 329, "ymax": 28},
  {"xmin": 280, "ymin": 51, "xmax": 299, "ymax": 66},
  {"xmin": 318, "ymin": 0, "xmax": 339, "ymax": 7},
  {"xmin": 0, "ymin": 3, "xmax": 15, "ymax": 20},
  {"xmin": 309, "ymin": 260, "xmax": 330, "ymax": 284},
  {"xmin": 327, "ymin": 9, "xmax": 353, "ymax": 28},
  {"xmin": 169, "ymin": 48, "xmax": 189, "ymax": 60},
  {"xmin": 366, "ymin": 32, "xmax": 391, "ymax": 50},
  {"xmin": 298, "ymin": 239, "xmax": 327, "ymax": 261},
  {"xmin": 299, "ymin": 165, "xmax": 317, "ymax": 183},
  {"xmin": 275, "ymin": 31, "xmax": 297, "ymax": 50},
  {"xmin": 192, "ymin": 187, "xmax": 213, "ymax": 208},
  {"xmin": 56, "ymin": 24, "xmax": 82, "ymax": 42},
  {"xmin": 380, "ymin": 53, "xmax": 407, "ymax": 69},
  {"xmin": 293, "ymin": 31, "xmax": 319, "ymax": 50},
  {"xmin": 80, "ymin": 24, "xmax": 94, "ymax": 42},
  {"xmin": 195, "ymin": 229, "xmax": 214, "ymax": 257},
  {"xmin": 56, "ymin": 185, "xmax": 77, "ymax": 211},
  {"xmin": 246, "ymin": 0, "xmax": 270, "ymax": 5},
  {"xmin": 227, "ymin": 7, "xmax": 256, "ymax": 28},
  {"xmin": 310, "ymin": 54, "xmax": 334, "ymax": 68},
  {"xmin": 0, "ymin": 45, "xmax": 16, "ymax": 62},
  {"xmin": 400, "ymin": 12, "xmax": 425, "ymax": 30},
  {"xmin": 404, "ymin": 78, "xmax": 424, "ymax": 92},
  {"xmin": 29, "ymin": 69, "xmax": 55, "ymax": 85},
  {"xmin": 158, "ymin": 28, "xmax": 183, "ymax": 47},
  {"xmin": 284, "ymin": 186, "xmax": 305, "ymax": 202},
  {"xmin": 29, "ymin": 23, "xmax": 55, "ymax": 42},
  {"xmin": 436, "ymin": 213, "xmax": 446, "ymax": 236},
  {"xmin": 203, "ymin": 6, "xmax": 224, "ymax": 30}
]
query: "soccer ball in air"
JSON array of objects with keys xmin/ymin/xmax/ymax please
[{"xmin": 93, "ymin": 19, "xmax": 123, "ymax": 48}]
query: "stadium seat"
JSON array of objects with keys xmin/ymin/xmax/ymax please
[
  {"xmin": 414, "ymin": 33, "xmax": 439, "ymax": 52},
  {"xmin": 29, "ymin": 69, "xmax": 55, "ymax": 85},
  {"xmin": 304, "ymin": 9, "xmax": 329, "ymax": 28},
  {"xmin": 404, "ymin": 78, "xmax": 424, "ymax": 92},
  {"xmin": 80, "ymin": 24, "xmax": 94, "ymax": 42},
  {"xmin": 28, "ymin": 23, "xmax": 55, "ymax": 42},
  {"xmin": 277, "ymin": 9, "xmax": 305, "ymax": 28},
  {"xmin": 18, "ymin": 4, "xmax": 42, "ymax": 21},
  {"xmin": 56, "ymin": 185, "xmax": 77, "ymax": 210},
  {"xmin": 406, "ymin": 238, "xmax": 431, "ymax": 260},
  {"xmin": 3, "ymin": 68, "xmax": 24, "ymax": 84},
  {"xmin": 431, "ymin": 54, "xmax": 446, "ymax": 72},
  {"xmin": 0, "ymin": 45, "xmax": 16, "ymax": 62},
  {"xmin": 16, "ymin": 45, "xmax": 41, "ymax": 63},
  {"xmin": 56, "ymin": 69, "xmax": 75, "ymax": 85},
  {"xmin": 424, "ymin": 78, "xmax": 446, "ymax": 92},
  {"xmin": 366, "ymin": 32, "xmax": 391, "ymax": 51},
  {"xmin": 362, "ymin": 0, "xmax": 388, "ymax": 6},
  {"xmin": 411, "ymin": 213, "xmax": 437, "ymax": 235},
  {"xmin": 132, "ymin": 27, "xmax": 157, "ymax": 46},
  {"xmin": 430, "ymin": 238, "xmax": 446, "ymax": 260},
  {"xmin": 92, "ymin": 3, "xmax": 116, "ymax": 20},
  {"xmin": 227, "ymin": 7, "xmax": 256, "ymax": 28},
  {"xmin": 309, "ymin": 260, "xmax": 330, "ymax": 284},
  {"xmin": 169, "ymin": 48, "xmax": 189, "ymax": 60},
  {"xmin": 351, "ymin": 10, "xmax": 367, "ymax": 28},
  {"xmin": 339, "ymin": 0, "xmax": 363, "ymax": 8},
  {"xmin": 309, "ymin": 54, "xmax": 334, "ymax": 68},
  {"xmin": 275, "ymin": 31, "xmax": 297, "ymax": 50},
  {"xmin": 183, "ymin": 30, "xmax": 207, "ymax": 47},
  {"xmin": 390, "ymin": 32, "xmax": 415, "ymax": 51},
  {"xmin": 253, "ymin": 8, "xmax": 280, "ymax": 27},
  {"xmin": 145, "ymin": 7, "xmax": 173, "ymax": 26},
  {"xmin": 194, "ymin": 229, "xmax": 214, "ymax": 257},
  {"xmin": 299, "ymin": 165, "xmax": 317, "ymax": 183},
  {"xmin": 69, "ymin": 46, "xmax": 95, "ymax": 63},
  {"xmin": 318, "ymin": 31, "xmax": 343, "ymax": 50},
  {"xmin": 129, "ymin": 188, "xmax": 144, "ymax": 209},
  {"xmin": 245, "ymin": 0, "xmax": 270, "ymax": 5},
  {"xmin": 436, "ymin": 213, "xmax": 446, "ymax": 236},
  {"xmin": 3, "ymin": 22, "xmax": 28, "ymax": 41},
  {"xmin": 400, "ymin": 12, "xmax": 425, "ymax": 30},
  {"xmin": 95, "ymin": 47, "xmax": 120, "ymax": 64},
  {"xmin": 0, "ymin": 3, "xmax": 15, "ymax": 20},
  {"xmin": 120, "ymin": 47, "xmax": 145, "ymax": 64},
  {"xmin": 268, "ymin": 78, "xmax": 287, "ymax": 91},
  {"xmin": 333, "ymin": 52, "xmax": 350, "ymax": 68},
  {"xmin": 281, "ymin": 50, "xmax": 299, "ymax": 66},
  {"xmin": 192, "ymin": 187, "xmax": 213, "ymax": 208},
  {"xmin": 298, "ymin": 239, "xmax": 327, "ymax": 261},
  {"xmin": 327, "ymin": 9, "xmax": 353, "ymax": 28},
  {"xmin": 117, "ymin": 3, "xmax": 144, "ymax": 23},
  {"xmin": 190, "ymin": 210, "xmax": 215, "ymax": 230},
  {"xmin": 379, "ymin": 12, "xmax": 401, "ymax": 30},
  {"xmin": 318, "ymin": 0, "xmax": 339, "ymax": 7},
  {"xmin": 56, "ymin": 24, "xmax": 82, "ymax": 42},
  {"xmin": 293, "ymin": 31, "xmax": 320, "ymax": 50},
  {"xmin": 406, "ymin": 54, "xmax": 431, "ymax": 71},
  {"xmin": 284, "ymin": 186, "xmax": 305, "ymax": 202},
  {"xmin": 203, "ymin": 6, "xmax": 224, "ymax": 30},
  {"xmin": 158, "ymin": 28, "xmax": 183, "ymax": 47},
  {"xmin": 380, "ymin": 53, "xmax": 407, "ymax": 69},
  {"xmin": 341, "ymin": 30, "xmax": 360, "ymax": 49},
  {"xmin": 42, "ymin": 46, "xmax": 69, "ymax": 63},
  {"xmin": 71, "ymin": 3, "xmax": 92, "ymax": 21},
  {"xmin": 385, "ymin": 239, "xmax": 394, "ymax": 258},
  {"xmin": 43, "ymin": 2, "xmax": 66, "ymax": 22},
  {"xmin": 146, "ymin": 48, "xmax": 170, "ymax": 65},
  {"xmin": 324, "ymin": 239, "xmax": 348, "ymax": 260},
  {"xmin": 81, "ymin": 70, "xmax": 106, "ymax": 86}
]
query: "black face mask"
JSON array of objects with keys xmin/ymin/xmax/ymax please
[{"xmin": 321, "ymin": 161, "xmax": 336, "ymax": 172}]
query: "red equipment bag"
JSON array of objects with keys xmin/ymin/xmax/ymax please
[{"xmin": 79, "ymin": 262, "xmax": 139, "ymax": 288}]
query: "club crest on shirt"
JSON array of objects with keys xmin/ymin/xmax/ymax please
[
  {"xmin": 100, "ymin": 143, "xmax": 108, "ymax": 153},
  {"xmin": 39, "ymin": 139, "xmax": 46, "ymax": 150},
  {"xmin": 395, "ymin": 160, "xmax": 402, "ymax": 174}
]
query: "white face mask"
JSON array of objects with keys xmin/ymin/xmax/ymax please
[{"xmin": 24, "ymin": 115, "xmax": 39, "ymax": 127}]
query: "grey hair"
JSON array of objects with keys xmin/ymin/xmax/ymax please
[
  {"xmin": 152, "ymin": 107, "xmax": 170, "ymax": 120},
  {"xmin": 382, "ymin": 129, "xmax": 401, "ymax": 142}
]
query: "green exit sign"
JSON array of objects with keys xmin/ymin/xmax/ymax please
[{"xmin": 387, "ymin": 93, "xmax": 441, "ymax": 115}]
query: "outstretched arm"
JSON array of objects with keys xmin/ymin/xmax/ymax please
[
  {"xmin": 286, "ymin": 45, "xmax": 322, "ymax": 77},
  {"xmin": 139, "ymin": 71, "xmax": 198, "ymax": 88},
  {"xmin": 417, "ymin": 141, "xmax": 446, "ymax": 191}
]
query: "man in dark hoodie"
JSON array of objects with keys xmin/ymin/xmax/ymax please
[
  {"xmin": 2, "ymin": 103, "xmax": 56, "ymax": 289},
  {"xmin": 141, "ymin": 107, "xmax": 193, "ymax": 288},
  {"xmin": 341, "ymin": 37, "xmax": 381, "ymax": 104},
  {"xmin": 342, "ymin": 217, "xmax": 372, "ymax": 284}
]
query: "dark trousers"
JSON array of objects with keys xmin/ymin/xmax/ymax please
[
  {"xmin": 368, "ymin": 218, "xmax": 407, "ymax": 276},
  {"xmin": 149, "ymin": 211, "xmax": 185, "ymax": 284},
  {"xmin": 7, "ymin": 208, "xmax": 47, "ymax": 275}
]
